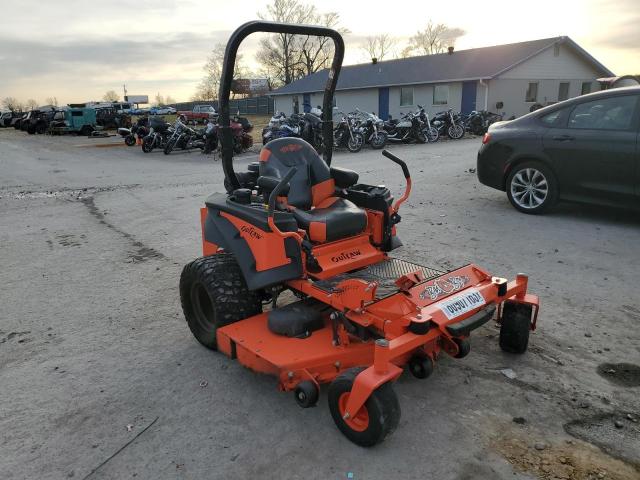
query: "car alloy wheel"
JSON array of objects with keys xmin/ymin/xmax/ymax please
[{"xmin": 509, "ymin": 167, "xmax": 548, "ymax": 210}]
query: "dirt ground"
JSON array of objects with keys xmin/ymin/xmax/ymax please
[{"xmin": 0, "ymin": 128, "xmax": 638, "ymax": 480}]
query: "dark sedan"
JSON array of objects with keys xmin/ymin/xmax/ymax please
[{"xmin": 477, "ymin": 86, "xmax": 639, "ymax": 213}]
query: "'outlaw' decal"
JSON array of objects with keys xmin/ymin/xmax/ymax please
[
  {"xmin": 240, "ymin": 225, "xmax": 263, "ymax": 240},
  {"xmin": 419, "ymin": 275, "xmax": 470, "ymax": 300},
  {"xmin": 331, "ymin": 250, "xmax": 361, "ymax": 263}
]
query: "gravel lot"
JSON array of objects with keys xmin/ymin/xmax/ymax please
[{"xmin": 1, "ymin": 129, "xmax": 639, "ymax": 480}]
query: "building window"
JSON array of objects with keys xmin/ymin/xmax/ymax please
[
  {"xmin": 400, "ymin": 87, "xmax": 413, "ymax": 106},
  {"xmin": 433, "ymin": 85, "xmax": 449, "ymax": 105},
  {"xmin": 581, "ymin": 82, "xmax": 592, "ymax": 95},
  {"xmin": 553, "ymin": 44, "xmax": 560, "ymax": 57},
  {"xmin": 558, "ymin": 82, "xmax": 570, "ymax": 101},
  {"xmin": 525, "ymin": 82, "xmax": 538, "ymax": 102}
]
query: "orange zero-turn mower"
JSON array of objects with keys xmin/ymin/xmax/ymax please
[{"xmin": 179, "ymin": 20, "xmax": 540, "ymax": 447}]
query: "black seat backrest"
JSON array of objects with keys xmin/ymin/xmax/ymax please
[{"xmin": 259, "ymin": 137, "xmax": 334, "ymax": 210}]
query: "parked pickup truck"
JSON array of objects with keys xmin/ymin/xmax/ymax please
[{"xmin": 177, "ymin": 104, "xmax": 217, "ymax": 124}]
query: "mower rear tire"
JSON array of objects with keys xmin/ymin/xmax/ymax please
[
  {"xmin": 180, "ymin": 254, "xmax": 262, "ymax": 350},
  {"xmin": 294, "ymin": 380, "xmax": 319, "ymax": 408},
  {"xmin": 499, "ymin": 301, "xmax": 532, "ymax": 354},
  {"xmin": 328, "ymin": 367, "xmax": 400, "ymax": 447}
]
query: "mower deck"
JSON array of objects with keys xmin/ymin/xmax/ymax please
[
  {"xmin": 217, "ymin": 257, "xmax": 457, "ymax": 389},
  {"xmin": 217, "ymin": 311, "xmax": 374, "ymax": 386}
]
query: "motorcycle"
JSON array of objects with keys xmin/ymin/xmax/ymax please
[
  {"xmin": 353, "ymin": 109, "xmax": 387, "ymax": 149},
  {"xmin": 262, "ymin": 112, "xmax": 302, "ymax": 145},
  {"xmin": 464, "ymin": 110, "xmax": 503, "ymax": 136},
  {"xmin": 301, "ymin": 110, "xmax": 324, "ymax": 153},
  {"xmin": 384, "ymin": 110, "xmax": 426, "ymax": 144},
  {"xmin": 118, "ymin": 117, "xmax": 149, "ymax": 146},
  {"xmin": 203, "ymin": 120, "xmax": 219, "ymax": 154},
  {"xmin": 163, "ymin": 118, "xmax": 205, "ymax": 155},
  {"xmin": 231, "ymin": 116, "xmax": 254, "ymax": 154},
  {"xmin": 415, "ymin": 105, "xmax": 439, "ymax": 143},
  {"xmin": 432, "ymin": 109, "xmax": 465, "ymax": 139},
  {"xmin": 141, "ymin": 116, "xmax": 172, "ymax": 153},
  {"xmin": 333, "ymin": 111, "xmax": 364, "ymax": 153}
]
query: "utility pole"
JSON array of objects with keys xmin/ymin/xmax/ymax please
[{"xmin": 123, "ymin": 84, "xmax": 127, "ymax": 101}]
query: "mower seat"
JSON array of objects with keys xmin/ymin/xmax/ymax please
[
  {"xmin": 259, "ymin": 138, "xmax": 367, "ymax": 243},
  {"xmin": 290, "ymin": 197, "xmax": 366, "ymax": 243}
]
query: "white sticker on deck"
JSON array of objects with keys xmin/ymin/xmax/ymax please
[{"xmin": 439, "ymin": 288, "xmax": 486, "ymax": 320}]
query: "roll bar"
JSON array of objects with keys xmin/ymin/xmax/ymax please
[{"xmin": 218, "ymin": 20, "xmax": 345, "ymax": 190}]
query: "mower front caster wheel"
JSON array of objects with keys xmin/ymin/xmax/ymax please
[
  {"xmin": 499, "ymin": 301, "xmax": 532, "ymax": 354},
  {"xmin": 453, "ymin": 338, "xmax": 470, "ymax": 358},
  {"xmin": 408, "ymin": 355, "xmax": 434, "ymax": 379},
  {"xmin": 328, "ymin": 367, "xmax": 400, "ymax": 447},
  {"xmin": 294, "ymin": 381, "xmax": 319, "ymax": 408}
]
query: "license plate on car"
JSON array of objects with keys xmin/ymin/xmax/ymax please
[{"xmin": 439, "ymin": 289, "xmax": 486, "ymax": 320}]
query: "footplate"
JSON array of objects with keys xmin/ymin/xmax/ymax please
[{"xmin": 313, "ymin": 257, "xmax": 444, "ymax": 298}]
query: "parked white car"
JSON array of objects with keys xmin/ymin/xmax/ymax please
[{"xmin": 150, "ymin": 106, "xmax": 177, "ymax": 115}]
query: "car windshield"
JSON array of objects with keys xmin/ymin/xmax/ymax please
[{"xmin": 199, "ymin": 106, "xmax": 215, "ymax": 113}]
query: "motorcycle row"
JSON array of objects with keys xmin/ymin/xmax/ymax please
[
  {"xmin": 261, "ymin": 107, "xmax": 502, "ymax": 153},
  {"xmin": 118, "ymin": 114, "xmax": 253, "ymax": 156},
  {"xmin": 118, "ymin": 108, "xmax": 502, "ymax": 156}
]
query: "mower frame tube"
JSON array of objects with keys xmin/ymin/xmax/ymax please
[
  {"xmin": 267, "ymin": 167, "xmax": 303, "ymax": 243},
  {"xmin": 336, "ymin": 272, "xmax": 539, "ymax": 418},
  {"xmin": 218, "ymin": 21, "xmax": 345, "ymax": 190},
  {"xmin": 382, "ymin": 149, "xmax": 412, "ymax": 212}
]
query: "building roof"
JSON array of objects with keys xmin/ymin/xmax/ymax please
[{"xmin": 271, "ymin": 36, "xmax": 614, "ymax": 95}]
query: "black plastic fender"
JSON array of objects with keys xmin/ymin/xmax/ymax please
[{"xmin": 202, "ymin": 206, "xmax": 303, "ymax": 291}]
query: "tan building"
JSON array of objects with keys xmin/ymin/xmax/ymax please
[{"xmin": 270, "ymin": 36, "xmax": 613, "ymax": 120}]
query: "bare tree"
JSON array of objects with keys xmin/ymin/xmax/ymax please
[
  {"xmin": 103, "ymin": 90, "xmax": 120, "ymax": 102},
  {"xmin": 361, "ymin": 34, "xmax": 396, "ymax": 61},
  {"xmin": 25, "ymin": 99, "xmax": 38, "ymax": 110},
  {"xmin": 164, "ymin": 95, "xmax": 176, "ymax": 105},
  {"xmin": 256, "ymin": 0, "xmax": 312, "ymax": 86},
  {"xmin": 45, "ymin": 97, "xmax": 59, "ymax": 107},
  {"xmin": 193, "ymin": 42, "xmax": 247, "ymax": 101},
  {"xmin": 403, "ymin": 21, "xmax": 465, "ymax": 56},
  {"xmin": 297, "ymin": 12, "xmax": 349, "ymax": 77},
  {"xmin": 2, "ymin": 97, "xmax": 23, "ymax": 112},
  {"xmin": 154, "ymin": 93, "xmax": 165, "ymax": 106},
  {"xmin": 256, "ymin": 0, "xmax": 348, "ymax": 85}
]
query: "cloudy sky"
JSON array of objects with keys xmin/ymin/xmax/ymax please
[{"xmin": 1, "ymin": 0, "xmax": 638, "ymax": 105}]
